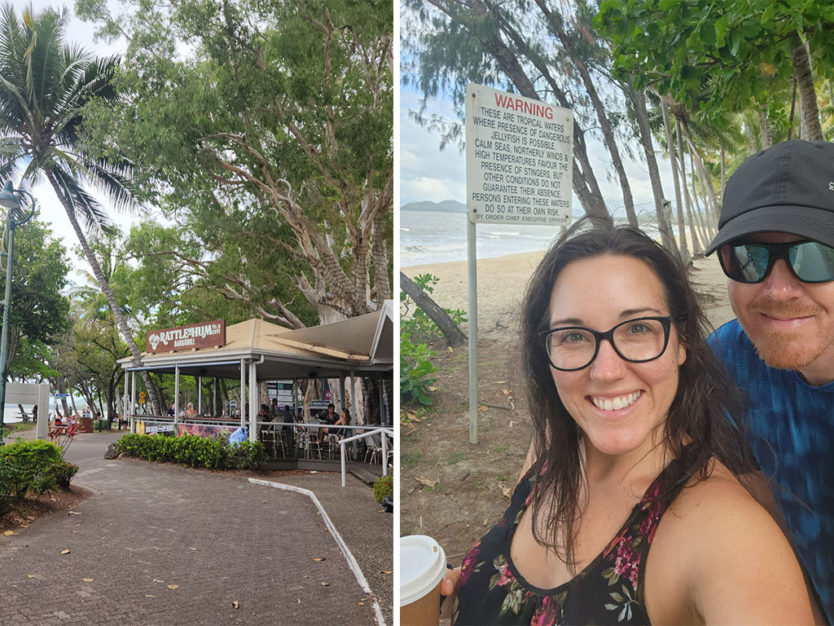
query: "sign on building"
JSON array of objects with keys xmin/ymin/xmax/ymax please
[
  {"xmin": 145, "ymin": 320, "xmax": 226, "ymax": 354},
  {"xmin": 466, "ymin": 83, "xmax": 573, "ymax": 225}
]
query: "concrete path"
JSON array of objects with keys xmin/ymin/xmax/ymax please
[{"xmin": 0, "ymin": 431, "xmax": 390, "ymax": 625}]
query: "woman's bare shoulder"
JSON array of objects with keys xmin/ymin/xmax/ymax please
[{"xmin": 648, "ymin": 460, "xmax": 814, "ymax": 624}]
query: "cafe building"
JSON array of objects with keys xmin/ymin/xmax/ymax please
[{"xmin": 117, "ymin": 301, "xmax": 393, "ymax": 473}]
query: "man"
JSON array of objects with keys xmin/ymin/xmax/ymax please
[{"xmin": 706, "ymin": 139, "xmax": 833, "ymax": 622}]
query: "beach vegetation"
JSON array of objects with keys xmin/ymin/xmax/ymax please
[
  {"xmin": 447, "ymin": 451, "xmax": 468, "ymax": 465},
  {"xmin": 401, "ymin": 273, "xmax": 467, "ymax": 342},
  {"xmin": 400, "ymin": 334, "xmax": 438, "ymax": 407}
]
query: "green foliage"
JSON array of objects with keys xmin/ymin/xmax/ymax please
[
  {"xmin": 79, "ymin": 0, "xmax": 393, "ymax": 320},
  {"xmin": 595, "ymin": 0, "xmax": 834, "ymax": 123},
  {"xmin": 400, "ymin": 334, "xmax": 438, "ymax": 407},
  {"xmin": 0, "ymin": 218, "xmax": 71, "ymax": 379},
  {"xmin": 372, "ymin": 473, "xmax": 393, "ymax": 505},
  {"xmin": 0, "ymin": 440, "xmax": 63, "ymax": 499},
  {"xmin": 116, "ymin": 433, "xmax": 267, "ymax": 471},
  {"xmin": 400, "ymin": 273, "xmax": 467, "ymax": 342},
  {"xmin": 49, "ymin": 461, "xmax": 79, "ymax": 490}
]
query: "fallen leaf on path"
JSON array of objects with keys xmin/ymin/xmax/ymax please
[
  {"xmin": 27, "ymin": 574, "xmax": 37, "ymax": 579},
  {"xmin": 416, "ymin": 476, "xmax": 437, "ymax": 488},
  {"xmin": 381, "ymin": 570, "xmax": 393, "ymax": 575},
  {"xmin": 502, "ymin": 389, "xmax": 512, "ymax": 396},
  {"xmin": 359, "ymin": 601, "xmax": 365, "ymax": 606},
  {"xmin": 153, "ymin": 579, "xmax": 165, "ymax": 584},
  {"xmin": 166, "ymin": 584, "xmax": 179, "ymax": 590},
  {"xmin": 479, "ymin": 405, "xmax": 488, "ymax": 412},
  {"xmin": 144, "ymin": 594, "xmax": 156, "ymax": 598},
  {"xmin": 60, "ymin": 549, "xmax": 70, "ymax": 555},
  {"xmin": 501, "ymin": 486, "xmax": 512, "ymax": 499},
  {"xmin": 321, "ymin": 582, "xmax": 330, "ymax": 587},
  {"xmin": 82, "ymin": 578, "xmax": 94, "ymax": 582},
  {"xmin": 68, "ymin": 511, "xmax": 80, "ymax": 515},
  {"xmin": 232, "ymin": 601, "xmax": 240, "ymax": 609},
  {"xmin": 428, "ymin": 385, "xmax": 438, "ymax": 391},
  {"xmin": 313, "ymin": 557, "xmax": 326, "ymax": 562},
  {"xmin": 3, "ymin": 530, "xmax": 16, "ymax": 536}
]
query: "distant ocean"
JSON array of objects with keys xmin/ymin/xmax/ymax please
[
  {"xmin": 400, "ymin": 207, "xmax": 674, "ymax": 267},
  {"xmin": 2, "ymin": 399, "xmax": 91, "ymax": 425},
  {"xmin": 400, "ymin": 209, "xmax": 561, "ymax": 267}
]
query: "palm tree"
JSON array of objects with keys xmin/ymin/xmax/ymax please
[{"xmin": 0, "ymin": 5, "xmax": 161, "ymax": 414}]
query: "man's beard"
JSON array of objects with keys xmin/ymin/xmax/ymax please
[{"xmin": 747, "ymin": 299, "xmax": 826, "ymax": 370}]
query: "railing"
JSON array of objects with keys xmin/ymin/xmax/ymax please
[
  {"xmin": 129, "ymin": 415, "xmax": 392, "ymax": 472},
  {"xmin": 340, "ymin": 427, "xmax": 394, "ymax": 487}
]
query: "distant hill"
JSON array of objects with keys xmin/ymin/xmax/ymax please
[{"xmin": 401, "ymin": 200, "xmax": 466, "ymax": 213}]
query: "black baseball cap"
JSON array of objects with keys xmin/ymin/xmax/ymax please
[{"xmin": 706, "ymin": 139, "xmax": 834, "ymax": 254}]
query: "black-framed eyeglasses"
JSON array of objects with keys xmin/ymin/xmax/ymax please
[
  {"xmin": 540, "ymin": 316, "xmax": 673, "ymax": 372},
  {"xmin": 718, "ymin": 240, "xmax": 834, "ymax": 284}
]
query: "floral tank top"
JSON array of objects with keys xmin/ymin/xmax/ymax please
[{"xmin": 452, "ymin": 455, "xmax": 695, "ymax": 625}]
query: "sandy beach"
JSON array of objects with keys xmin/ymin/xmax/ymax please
[{"xmin": 403, "ymin": 251, "xmax": 736, "ymax": 334}]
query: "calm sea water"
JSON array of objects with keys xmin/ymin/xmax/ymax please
[
  {"xmin": 400, "ymin": 208, "xmax": 670, "ymax": 267},
  {"xmin": 400, "ymin": 209, "xmax": 561, "ymax": 267}
]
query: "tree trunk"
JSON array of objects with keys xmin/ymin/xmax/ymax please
[
  {"xmin": 791, "ymin": 36, "xmax": 823, "ymax": 141},
  {"xmin": 536, "ymin": 0, "xmax": 636, "ymax": 226},
  {"xmin": 661, "ymin": 98, "xmax": 685, "ymax": 244},
  {"xmin": 681, "ymin": 122, "xmax": 720, "ymax": 220},
  {"xmin": 670, "ymin": 115, "xmax": 690, "ymax": 261},
  {"xmin": 758, "ymin": 108, "xmax": 772, "ymax": 149},
  {"xmin": 45, "ymin": 169, "xmax": 162, "ymax": 415},
  {"xmin": 629, "ymin": 86, "xmax": 679, "ymax": 257},
  {"xmin": 400, "ymin": 272, "xmax": 467, "ymax": 347}
]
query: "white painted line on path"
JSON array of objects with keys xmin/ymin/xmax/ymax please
[{"xmin": 249, "ymin": 478, "xmax": 386, "ymax": 626}]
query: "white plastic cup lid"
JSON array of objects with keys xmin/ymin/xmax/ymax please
[{"xmin": 399, "ymin": 535, "xmax": 447, "ymax": 606}]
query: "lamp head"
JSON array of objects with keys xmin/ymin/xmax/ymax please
[{"xmin": 0, "ymin": 182, "xmax": 19, "ymax": 209}]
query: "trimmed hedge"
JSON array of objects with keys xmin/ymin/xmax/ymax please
[
  {"xmin": 0, "ymin": 440, "xmax": 74, "ymax": 515},
  {"xmin": 116, "ymin": 433, "xmax": 266, "ymax": 471}
]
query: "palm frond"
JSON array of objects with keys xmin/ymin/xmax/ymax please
[{"xmin": 49, "ymin": 165, "xmax": 114, "ymax": 234}]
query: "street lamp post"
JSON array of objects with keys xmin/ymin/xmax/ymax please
[{"xmin": 0, "ymin": 181, "xmax": 35, "ymax": 444}]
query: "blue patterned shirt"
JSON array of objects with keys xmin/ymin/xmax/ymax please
[{"xmin": 709, "ymin": 319, "xmax": 833, "ymax": 621}]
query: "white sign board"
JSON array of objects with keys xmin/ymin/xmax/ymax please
[{"xmin": 466, "ymin": 83, "xmax": 573, "ymax": 225}]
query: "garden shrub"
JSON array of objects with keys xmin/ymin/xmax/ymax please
[
  {"xmin": 116, "ymin": 433, "xmax": 265, "ymax": 471},
  {"xmin": 0, "ymin": 440, "xmax": 62, "ymax": 498},
  {"xmin": 50, "ymin": 461, "xmax": 79, "ymax": 489},
  {"xmin": 373, "ymin": 473, "xmax": 393, "ymax": 505}
]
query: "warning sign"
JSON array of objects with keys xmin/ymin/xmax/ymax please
[{"xmin": 465, "ymin": 83, "xmax": 573, "ymax": 225}]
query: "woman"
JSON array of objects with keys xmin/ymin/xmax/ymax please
[
  {"xmin": 443, "ymin": 224, "xmax": 814, "ymax": 624},
  {"xmin": 185, "ymin": 402, "xmax": 197, "ymax": 418}
]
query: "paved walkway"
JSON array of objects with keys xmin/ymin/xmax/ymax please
[{"xmin": 0, "ymin": 431, "xmax": 392, "ymax": 625}]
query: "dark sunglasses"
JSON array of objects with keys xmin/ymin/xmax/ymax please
[{"xmin": 718, "ymin": 240, "xmax": 834, "ymax": 284}]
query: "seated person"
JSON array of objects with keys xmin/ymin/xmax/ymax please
[
  {"xmin": 319, "ymin": 403, "xmax": 337, "ymax": 443},
  {"xmin": 185, "ymin": 402, "xmax": 197, "ymax": 418}
]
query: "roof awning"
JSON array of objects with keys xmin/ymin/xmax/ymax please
[{"xmin": 118, "ymin": 301, "xmax": 393, "ymax": 381}]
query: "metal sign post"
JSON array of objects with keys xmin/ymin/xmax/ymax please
[{"xmin": 465, "ymin": 83, "xmax": 573, "ymax": 445}]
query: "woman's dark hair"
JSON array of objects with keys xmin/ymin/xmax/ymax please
[{"xmin": 521, "ymin": 220, "xmax": 754, "ymax": 568}]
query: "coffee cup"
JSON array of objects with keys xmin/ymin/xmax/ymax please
[{"xmin": 400, "ymin": 535, "xmax": 447, "ymax": 626}]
